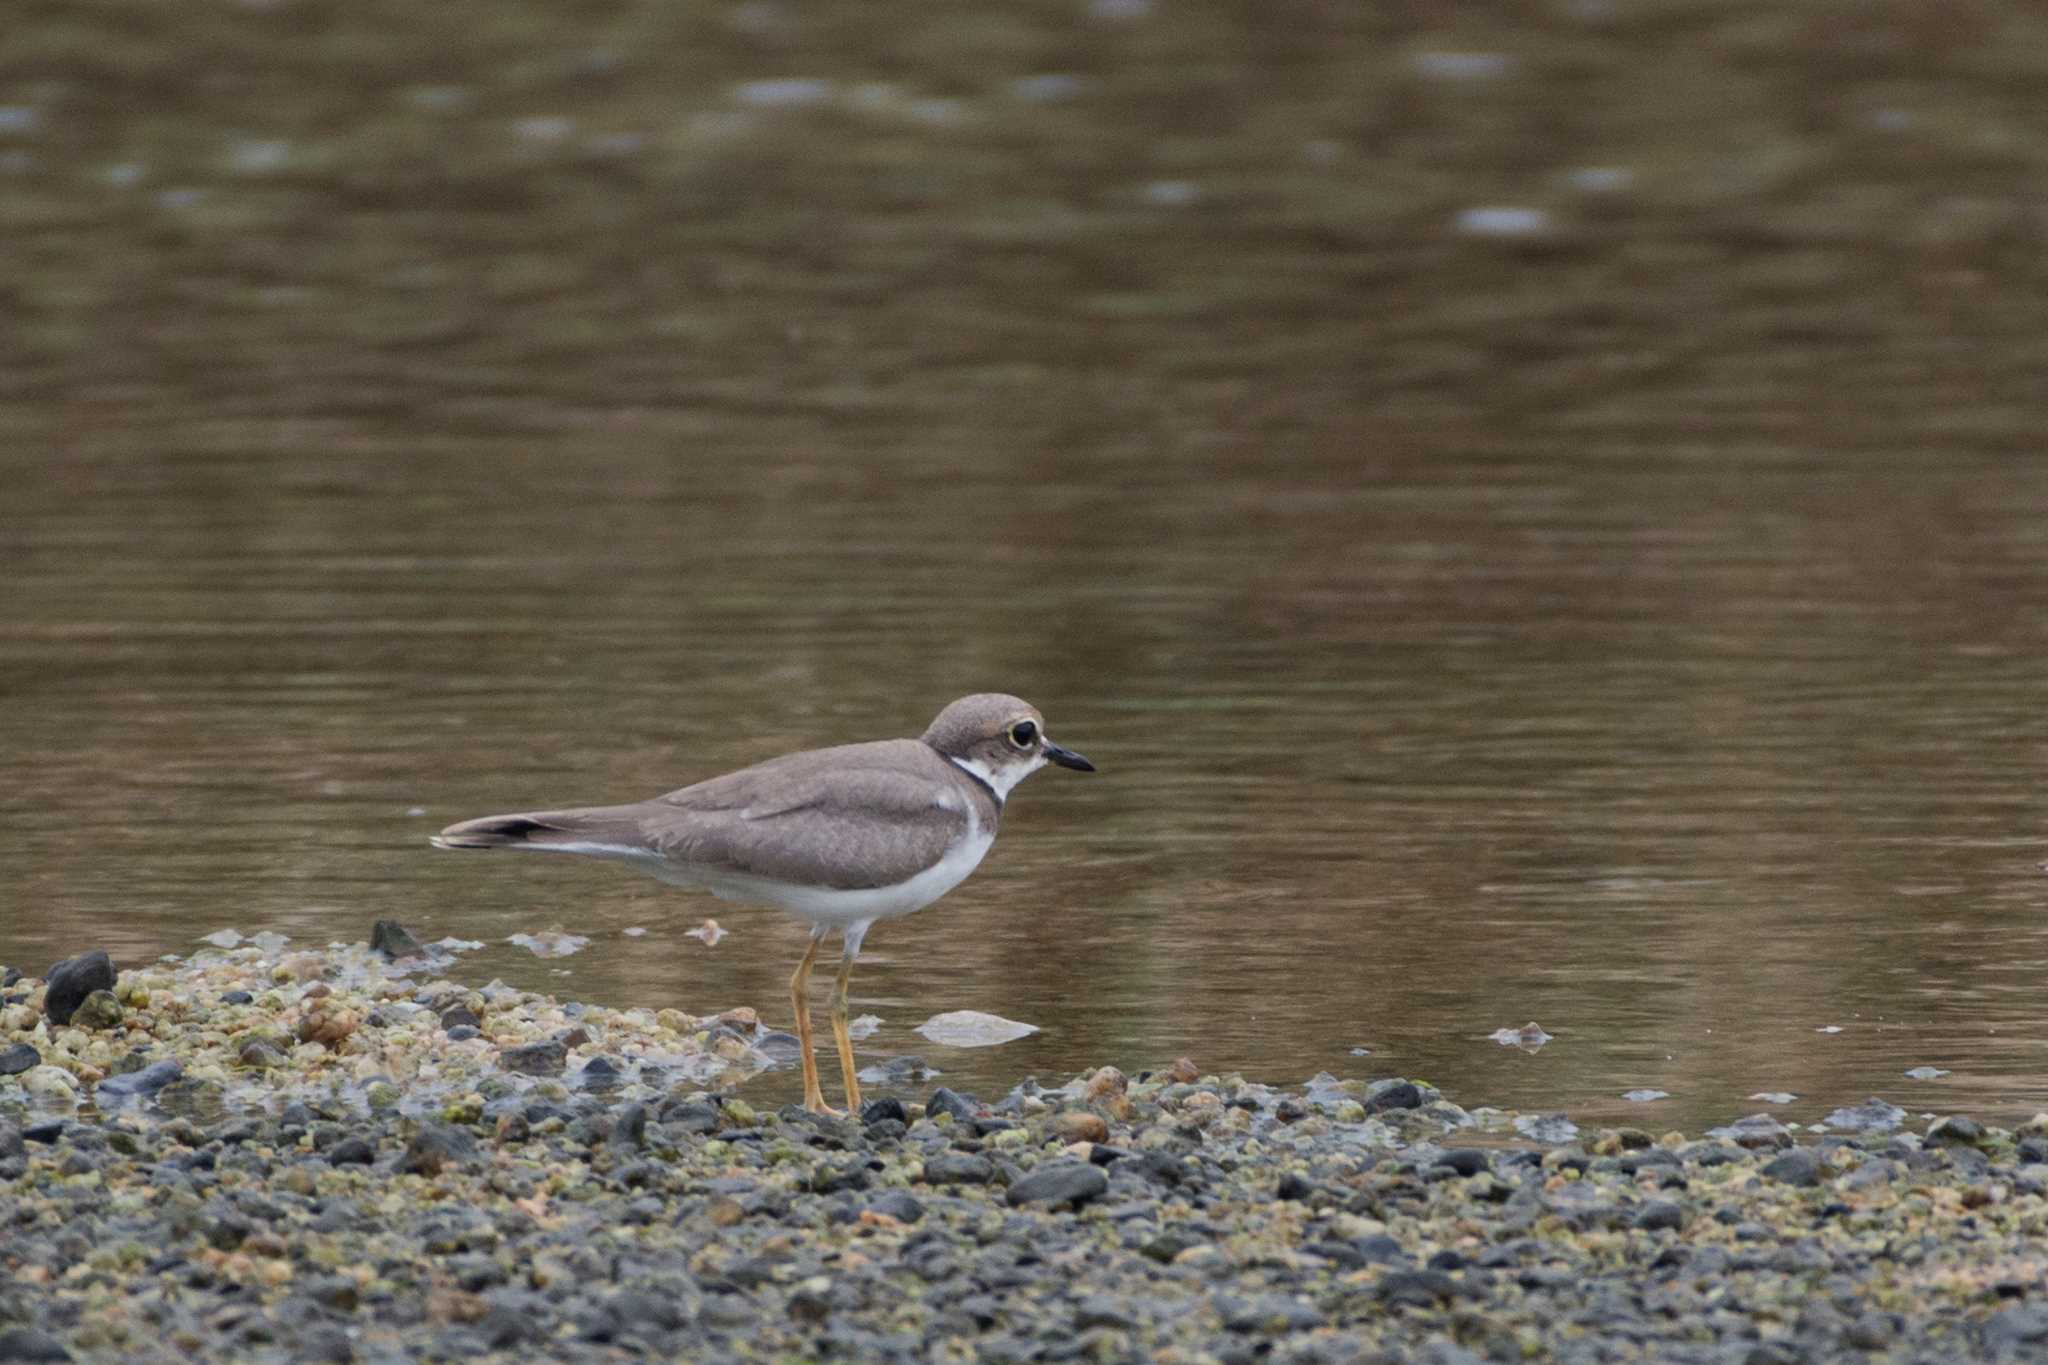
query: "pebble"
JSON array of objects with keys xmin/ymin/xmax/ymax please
[
  {"xmin": 1005, "ymin": 1160, "xmax": 1108, "ymax": 1210},
  {"xmin": 1926, "ymin": 1114, "xmax": 1986, "ymax": 1148},
  {"xmin": 68, "ymin": 990, "xmax": 123, "ymax": 1031},
  {"xmin": 96, "ymin": 1060, "xmax": 182, "ymax": 1099},
  {"xmin": 369, "ymin": 920, "xmax": 424, "ymax": 959},
  {"xmin": 500, "ymin": 1039, "xmax": 568, "ymax": 1075},
  {"xmin": 40, "ymin": 951, "xmax": 115, "ymax": 1025},
  {"xmin": 0, "ymin": 1043, "xmax": 38, "ymax": 1076},
  {"xmin": 1761, "ymin": 1148, "xmax": 1822, "ymax": 1186}
]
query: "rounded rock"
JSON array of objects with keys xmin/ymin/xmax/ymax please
[{"xmin": 41, "ymin": 951, "xmax": 116, "ymax": 1026}]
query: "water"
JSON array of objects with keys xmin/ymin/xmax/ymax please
[{"xmin": 4, "ymin": 3, "xmax": 2047, "ymax": 1133}]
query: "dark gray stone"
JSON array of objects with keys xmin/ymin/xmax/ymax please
[
  {"xmin": 1219, "ymin": 1295, "xmax": 1323, "ymax": 1334},
  {"xmin": 1074, "ymin": 1295, "xmax": 1138, "ymax": 1331},
  {"xmin": 1365, "ymin": 1081, "xmax": 1423, "ymax": 1113},
  {"xmin": 97, "ymin": 1059, "xmax": 183, "ymax": 1099},
  {"xmin": 577, "ymin": 1056, "xmax": 624, "ymax": 1090},
  {"xmin": 1005, "ymin": 1161, "xmax": 1107, "ymax": 1210},
  {"xmin": 922, "ymin": 1152, "xmax": 994, "ymax": 1186},
  {"xmin": 500, "ymin": 1040, "xmax": 568, "ymax": 1076},
  {"xmin": 861, "ymin": 1097, "xmax": 909, "ymax": 1126},
  {"xmin": 1762, "ymin": 1148, "xmax": 1823, "ymax": 1187},
  {"xmin": 658, "ymin": 1101, "xmax": 720, "ymax": 1135},
  {"xmin": 370, "ymin": 920, "xmax": 425, "ymax": 959},
  {"xmin": 0, "ymin": 1043, "xmax": 38, "ymax": 1076},
  {"xmin": 926, "ymin": 1087, "xmax": 980, "ymax": 1122},
  {"xmin": 1926, "ymin": 1115, "xmax": 1986, "ymax": 1148},
  {"xmin": 609, "ymin": 1102, "xmax": 648, "ymax": 1149},
  {"xmin": 0, "ymin": 1328, "xmax": 72, "ymax": 1362},
  {"xmin": 326, "ymin": 1136, "xmax": 377, "ymax": 1168},
  {"xmin": 1633, "ymin": 1199, "xmax": 1686, "ymax": 1232},
  {"xmin": 1987, "ymin": 1305, "xmax": 2048, "ymax": 1347},
  {"xmin": 1141, "ymin": 1228, "xmax": 1207, "ymax": 1263},
  {"xmin": 402, "ymin": 1124, "xmax": 479, "ymax": 1176},
  {"xmin": 865, "ymin": 1190, "xmax": 924, "ymax": 1223},
  {"xmin": 1434, "ymin": 1148, "xmax": 1490, "ymax": 1177},
  {"xmin": 1376, "ymin": 1269, "xmax": 1456, "ymax": 1308},
  {"xmin": 42, "ymin": 950, "xmax": 116, "ymax": 1026}
]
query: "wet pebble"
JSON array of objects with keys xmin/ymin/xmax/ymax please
[{"xmin": 96, "ymin": 1060, "xmax": 182, "ymax": 1100}]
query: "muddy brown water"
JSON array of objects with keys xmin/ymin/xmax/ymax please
[{"xmin": 4, "ymin": 2, "xmax": 2047, "ymax": 1131}]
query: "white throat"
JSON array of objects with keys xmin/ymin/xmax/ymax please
[{"xmin": 950, "ymin": 752, "xmax": 1043, "ymax": 801}]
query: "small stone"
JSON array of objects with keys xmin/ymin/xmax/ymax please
[
  {"xmin": 1166, "ymin": 1057, "xmax": 1200, "ymax": 1084},
  {"xmin": 440, "ymin": 1006, "xmax": 480, "ymax": 1030},
  {"xmin": 1053, "ymin": 1111, "xmax": 1110, "ymax": 1144},
  {"xmin": 922, "ymin": 1152, "xmax": 994, "ymax": 1186},
  {"xmin": 298, "ymin": 1006, "xmax": 359, "ymax": 1048},
  {"xmin": 1822, "ymin": 1099, "xmax": 1906, "ymax": 1134},
  {"xmin": 0, "ymin": 1042, "xmax": 38, "ymax": 1075},
  {"xmin": 609, "ymin": 1103, "xmax": 648, "ymax": 1149},
  {"xmin": 327, "ymin": 1136, "xmax": 376, "ymax": 1166},
  {"xmin": 1926, "ymin": 1115, "xmax": 1986, "ymax": 1148},
  {"xmin": 370, "ymin": 920, "xmax": 425, "ymax": 959},
  {"xmin": 1072, "ymin": 1295, "xmax": 1137, "ymax": 1330},
  {"xmin": 864, "ymin": 1190, "xmax": 925, "ymax": 1224},
  {"xmin": 219, "ymin": 990, "xmax": 254, "ymax": 1005},
  {"xmin": 926, "ymin": 1086, "xmax": 979, "ymax": 1122},
  {"xmin": 1365, "ymin": 1081, "xmax": 1423, "ymax": 1113},
  {"xmin": 1006, "ymin": 1161, "xmax": 1107, "ymax": 1210},
  {"xmin": 1633, "ymin": 1199, "xmax": 1686, "ymax": 1232},
  {"xmin": 1376, "ymin": 1269, "xmax": 1456, "ymax": 1308},
  {"xmin": 1083, "ymin": 1066, "xmax": 1127, "ymax": 1100},
  {"xmin": 1761, "ymin": 1148, "xmax": 1822, "ymax": 1187},
  {"xmin": 1141, "ymin": 1228, "xmax": 1205, "ymax": 1263},
  {"xmin": 859, "ymin": 1097, "xmax": 908, "ymax": 1126},
  {"xmin": 69, "ymin": 989, "xmax": 124, "ymax": 1030},
  {"xmin": 1434, "ymin": 1149, "xmax": 1490, "ymax": 1177},
  {"xmin": 402, "ymin": 1123, "xmax": 478, "ymax": 1175},
  {"xmin": 1986, "ymin": 1306, "xmax": 2048, "ymax": 1348},
  {"xmin": 97, "ymin": 1060, "xmax": 182, "ymax": 1099},
  {"xmin": 501, "ymin": 1040, "xmax": 568, "ymax": 1076},
  {"xmin": 42, "ymin": 950, "xmax": 116, "ymax": 1025},
  {"xmin": 238, "ymin": 1040, "xmax": 285, "ymax": 1070},
  {"xmin": 578, "ymin": 1056, "xmax": 625, "ymax": 1090},
  {"xmin": 0, "ymin": 1327, "xmax": 72, "ymax": 1362},
  {"xmin": 21, "ymin": 1066, "xmax": 78, "ymax": 1099},
  {"xmin": 1843, "ymin": 1314, "xmax": 1894, "ymax": 1350}
]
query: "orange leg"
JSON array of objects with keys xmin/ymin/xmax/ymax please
[
  {"xmin": 829, "ymin": 953, "xmax": 863, "ymax": 1114},
  {"xmin": 788, "ymin": 932, "xmax": 836, "ymax": 1115}
]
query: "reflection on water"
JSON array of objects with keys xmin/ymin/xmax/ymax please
[{"xmin": 4, "ymin": 2, "xmax": 2048, "ymax": 1132}]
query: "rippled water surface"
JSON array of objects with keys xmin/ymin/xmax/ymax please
[{"xmin": 4, "ymin": 1, "xmax": 2047, "ymax": 1131}]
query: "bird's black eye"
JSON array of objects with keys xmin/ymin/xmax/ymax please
[{"xmin": 1008, "ymin": 720, "xmax": 1038, "ymax": 748}]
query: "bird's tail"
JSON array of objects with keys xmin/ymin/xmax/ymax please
[{"xmin": 430, "ymin": 807, "xmax": 647, "ymax": 854}]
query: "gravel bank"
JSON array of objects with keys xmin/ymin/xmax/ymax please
[{"xmin": 3, "ymin": 936, "xmax": 2047, "ymax": 1363}]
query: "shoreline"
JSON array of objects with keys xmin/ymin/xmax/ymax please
[{"xmin": 3, "ymin": 935, "xmax": 2046, "ymax": 1362}]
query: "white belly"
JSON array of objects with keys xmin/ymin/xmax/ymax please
[{"xmin": 694, "ymin": 825, "xmax": 995, "ymax": 928}]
